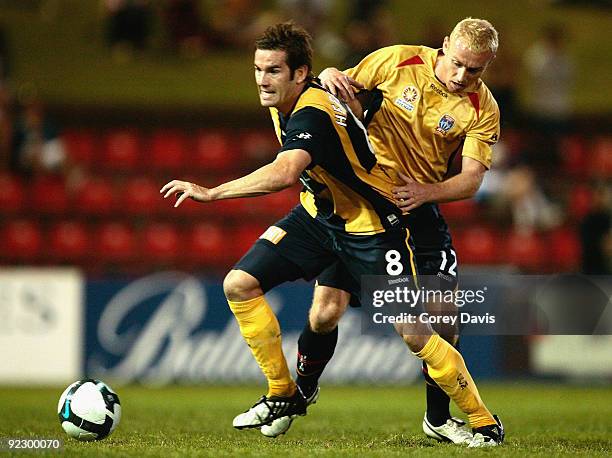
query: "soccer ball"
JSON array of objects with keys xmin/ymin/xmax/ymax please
[{"xmin": 57, "ymin": 379, "xmax": 121, "ymax": 441}]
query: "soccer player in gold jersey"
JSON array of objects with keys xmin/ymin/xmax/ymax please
[
  {"xmin": 263, "ymin": 18, "xmax": 504, "ymax": 447},
  {"xmin": 161, "ymin": 22, "xmax": 501, "ymax": 447}
]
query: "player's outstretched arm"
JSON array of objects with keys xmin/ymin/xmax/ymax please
[
  {"xmin": 393, "ymin": 157, "xmax": 486, "ymax": 212},
  {"xmin": 160, "ymin": 180, "xmax": 215, "ymax": 208},
  {"xmin": 160, "ymin": 149, "xmax": 311, "ymax": 208},
  {"xmin": 319, "ymin": 67, "xmax": 364, "ymax": 101}
]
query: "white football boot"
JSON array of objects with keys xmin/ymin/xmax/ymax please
[
  {"xmin": 260, "ymin": 387, "xmax": 320, "ymax": 437},
  {"xmin": 233, "ymin": 390, "xmax": 307, "ymax": 430},
  {"xmin": 422, "ymin": 413, "xmax": 473, "ymax": 444}
]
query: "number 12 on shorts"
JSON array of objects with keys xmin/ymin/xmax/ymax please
[{"xmin": 439, "ymin": 249, "xmax": 457, "ymax": 277}]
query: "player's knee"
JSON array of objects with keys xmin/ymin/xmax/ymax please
[
  {"xmin": 439, "ymin": 331, "xmax": 459, "ymax": 346},
  {"xmin": 309, "ymin": 303, "xmax": 344, "ymax": 334},
  {"xmin": 223, "ymin": 270, "xmax": 262, "ymax": 302},
  {"xmin": 403, "ymin": 334, "xmax": 432, "ymax": 353},
  {"xmin": 393, "ymin": 324, "xmax": 432, "ymax": 352},
  {"xmin": 309, "ymin": 309, "xmax": 340, "ymax": 334}
]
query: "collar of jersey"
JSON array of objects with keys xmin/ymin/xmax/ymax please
[{"xmin": 279, "ymin": 79, "xmax": 325, "ymax": 121}]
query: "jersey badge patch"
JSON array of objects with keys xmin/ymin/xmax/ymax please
[
  {"xmin": 259, "ymin": 226, "xmax": 287, "ymax": 245},
  {"xmin": 394, "ymin": 86, "xmax": 419, "ymax": 112},
  {"xmin": 435, "ymin": 114, "xmax": 455, "ymax": 136}
]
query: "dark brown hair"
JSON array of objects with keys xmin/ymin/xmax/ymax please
[{"xmin": 255, "ymin": 22, "xmax": 313, "ymax": 80}]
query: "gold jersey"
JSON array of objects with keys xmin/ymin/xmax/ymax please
[
  {"xmin": 346, "ymin": 45, "xmax": 500, "ymax": 184},
  {"xmin": 269, "ymin": 81, "xmax": 402, "ymax": 235}
]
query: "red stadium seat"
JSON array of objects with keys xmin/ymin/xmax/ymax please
[
  {"xmin": 568, "ymin": 184, "xmax": 592, "ymax": 221},
  {"xmin": 193, "ymin": 130, "xmax": 238, "ymax": 171},
  {"xmin": 73, "ymin": 178, "xmax": 115, "ymax": 215},
  {"xmin": 247, "ymin": 187, "xmax": 298, "ymax": 218},
  {"xmin": 96, "ymin": 222, "xmax": 137, "ymax": 263},
  {"xmin": 209, "ymin": 198, "xmax": 250, "ymax": 217},
  {"xmin": 149, "ymin": 129, "xmax": 188, "ymax": 170},
  {"xmin": 559, "ymin": 135, "xmax": 588, "ymax": 178},
  {"xmin": 453, "ymin": 226, "xmax": 499, "ymax": 265},
  {"xmin": 548, "ymin": 228, "xmax": 581, "ymax": 272},
  {"xmin": 590, "ymin": 136, "xmax": 612, "ymax": 178},
  {"xmin": 141, "ymin": 223, "xmax": 181, "ymax": 263},
  {"xmin": 62, "ymin": 129, "xmax": 97, "ymax": 166},
  {"xmin": 505, "ymin": 230, "xmax": 545, "ymax": 272},
  {"xmin": 1, "ymin": 220, "xmax": 43, "ymax": 262},
  {"xmin": 48, "ymin": 221, "xmax": 89, "ymax": 262},
  {"xmin": 186, "ymin": 222, "xmax": 228, "ymax": 267},
  {"xmin": 0, "ymin": 173, "xmax": 25, "ymax": 213},
  {"xmin": 439, "ymin": 200, "xmax": 478, "ymax": 222},
  {"xmin": 164, "ymin": 193, "xmax": 207, "ymax": 216},
  {"xmin": 123, "ymin": 176, "xmax": 162, "ymax": 214},
  {"xmin": 102, "ymin": 129, "xmax": 141, "ymax": 171},
  {"xmin": 239, "ymin": 129, "xmax": 278, "ymax": 164},
  {"xmin": 232, "ymin": 225, "xmax": 269, "ymax": 262},
  {"xmin": 31, "ymin": 177, "xmax": 70, "ymax": 215}
]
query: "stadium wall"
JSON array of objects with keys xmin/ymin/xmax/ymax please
[
  {"xmin": 2, "ymin": 268, "xmax": 611, "ymax": 386},
  {"xmin": 0, "ymin": 269, "xmax": 83, "ymax": 384}
]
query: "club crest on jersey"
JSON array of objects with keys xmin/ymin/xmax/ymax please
[
  {"xmin": 394, "ymin": 86, "xmax": 419, "ymax": 112},
  {"xmin": 435, "ymin": 114, "xmax": 455, "ymax": 136}
]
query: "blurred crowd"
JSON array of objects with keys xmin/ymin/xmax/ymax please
[
  {"xmin": 102, "ymin": 0, "xmax": 398, "ymax": 65},
  {"xmin": 0, "ymin": 1, "xmax": 610, "ymax": 275}
]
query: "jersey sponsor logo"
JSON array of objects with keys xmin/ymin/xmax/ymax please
[
  {"xmin": 429, "ymin": 83, "xmax": 448, "ymax": 98},
  {"xmin": 296, "ymin": 132, "xmax": 312, "ymax": 140},
  {"xmin": 435, "ymin": 114, "xmax": 455, "ymax": 136},
  {"xmin": 328, "ymin": 93, "xmax": 348, "ymax": 126},
  {"xmin": 394, "ymin": 85, "xmax": 419, "ymax": 112},
  {"xmin": 259, "ymin": 226, "xmax": 287, "ymax": 244},
  {"xmin": 386, "ymin": 214, "xmax": 400, "ymax": 226}
]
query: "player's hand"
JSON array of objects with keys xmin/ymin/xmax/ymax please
[
  {"xmin": 319, "ymin": 68, "xmax": 364, "ymax": 101},
  {"xmin": 392, "ymin": 172, "xmax": 434, "ymax": 213},
  {"xmin": 160, "ymin": 180, "xmax": 214, "ymax": 207}
]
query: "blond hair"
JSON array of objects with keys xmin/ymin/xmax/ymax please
[{"xmin": 450, "ymin": 18, "xmax": 498, "ymax": 54}]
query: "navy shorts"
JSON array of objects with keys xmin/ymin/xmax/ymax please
[
  {"xmin": 234, "ymin": 205, "xmax": 416, "ymax": 298},
  {"xmin": 317, "ymin": 203, "xmax": 458, "ymax": 306}
]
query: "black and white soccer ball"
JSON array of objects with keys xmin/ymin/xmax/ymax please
[{"xmin": 57, "ymin": 379, "xmax": 121, "ymax": 441}]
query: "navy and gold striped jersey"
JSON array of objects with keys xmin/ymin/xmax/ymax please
[{"xmin": 269, "ymin": 81, "xmax": 401, "ymax": 235}]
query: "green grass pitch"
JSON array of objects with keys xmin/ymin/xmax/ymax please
[{"xmin": 1, "ymin": 383, "xmax": 610, "ymax": 457}]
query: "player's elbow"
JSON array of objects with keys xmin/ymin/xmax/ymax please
[
  {"xmin": 464, "ymin": 183, "xmax": 479, "ymax": 199},
  {"xmin": 463, "ymin": 170, "xmax": 485, "ymax": 198},
  {"xmin": 273, "ymin": 161, "xmax": 301, "ymax": 188},
  {"xmin": 277, "ymin": 172, "xmax": 299, "ymax": 189},
  {"xmin": 271, "ymin": 154, "xmax": 306, "ymax": 189}
]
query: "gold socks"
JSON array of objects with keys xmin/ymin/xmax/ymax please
[
  {"xmin": 228, "ymin": 295, "xmax": 295, "ymax": 398},
  {"xmin": 415, "ymin": 334, "xmax": 495, "ymax": 428}
]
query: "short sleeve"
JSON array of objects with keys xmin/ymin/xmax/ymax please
[
  {"xmin": 462, "ymin": 101, "xmax": 500, "ymax": 169},
  {"xmin": 279, "ymin": 106, "xmax": 336, "ymax": 166}
]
